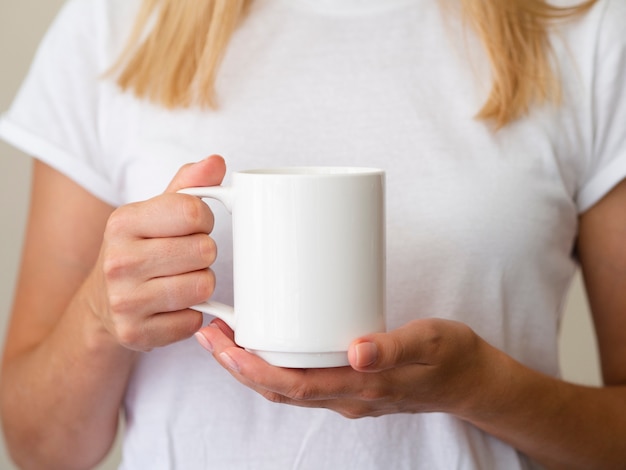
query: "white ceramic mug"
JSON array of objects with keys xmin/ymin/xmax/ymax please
[{"xmin": 180, "ymin": 167, "xmax": 386, "ymax": 368}]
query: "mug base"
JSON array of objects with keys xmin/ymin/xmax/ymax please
[{"xmin": 246, "ymin": 349, "xmax": 349, "ymax": 368}]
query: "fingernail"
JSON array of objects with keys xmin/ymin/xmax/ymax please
[
  {"xmin": 219, "ymin": 352, "xmax": 240, "ymax": 373},
  {"xmin": 355, "ymin": 342, "xmax": 378, "ymax": 367},
  {"xmin": 194, "ymin": 332, "xmax": 213, "ymax": 353}
]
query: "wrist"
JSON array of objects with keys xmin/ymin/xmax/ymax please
[{"xmin": 451, "ymin": 339, "xmax": 521, "ymax": 423}]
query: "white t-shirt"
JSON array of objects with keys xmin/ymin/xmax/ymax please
[{"xmin": 2, "ymin": 0, "xmax": 625, "ymax": 468}]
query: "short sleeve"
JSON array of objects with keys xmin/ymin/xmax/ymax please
[
  {"xmin": 0, "ymin": 0, "xmax": 121, "ymax": 206},
  {"xmin": 576, "ymin": 0, "xmax": 626, "ymax": 212}
]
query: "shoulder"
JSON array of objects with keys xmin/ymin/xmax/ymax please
[
  {"xmin": 16, "ymin": 0, "xmax": 142, "ymax": 104},
  {"xmin": 45, "ymin": 0, "xmax": 142, "ymax": 70},
  {"xmin": 55, "ymin": 0, "xmax": 141, "ymax": 27},
  {"xmin": 567, "ymin": 0, "xmax": 626, "ymax": 212}
]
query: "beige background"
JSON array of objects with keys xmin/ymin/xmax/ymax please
[{"xmin": 0, "ymin": 0, "xmax": 602, "ymax": 469}]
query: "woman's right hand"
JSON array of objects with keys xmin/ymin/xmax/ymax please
[{"xmin": 88, "ymin": 155, "xmax": 226, "ymax": 351}]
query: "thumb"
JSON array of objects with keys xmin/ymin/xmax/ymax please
[
  {"xmin": 165, "ymin": 155, "xmax": 227, "ymax": 193},
  {"xmin": 348, "ymin": 319, "xmax": 444, "ymax": 372}
]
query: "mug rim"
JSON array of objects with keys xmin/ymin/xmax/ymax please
[{"xmin": 236, "ymin": 166, "xmax": 384, "ymax": 176}]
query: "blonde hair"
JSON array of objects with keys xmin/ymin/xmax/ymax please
[
  {"xmin": 113, "ymin": 0, "xmax": 597, "ymax": 127},
  {"xmin": 113, "ymin": 0, "xmax": 251, "ymax": 108},
  {"xmin": 461, "ymin": 0, "xmax": 597, "ymax": 127}
]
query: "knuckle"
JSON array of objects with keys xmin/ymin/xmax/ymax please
[
  {"xmin": 388, "ymin": 335, "xmax": 408, "ymax": 364},
  {"xmin": 285, "ymin": 383, "xmax": 317, "ymax": 402},
  {"xmin": 101, "ymin": 250, "xmax": 134, "ymax": 280},
  {"xmin": 181, "ymin": 196, "xmax": 212, "ymax": 231},
  {"xmin": 197, "ymin": 235, "xmax": 217, "ymax": 266},
  {"xmin": 185, "ymin": 312, "xmax": 204, "ymax": 336},
  {"xmin": 405, "ymin": 318, "xmax": 445, "ymax": 363},
  {"xmin": 261, "ymin": 391, "xmax": 289, "ymax": 405},
  {"xmin": 114, "ymin": 321, "xmax": 143, "ymax": 350},
  {"xmin": 107, "ymin": 291, "xmax": 134, "ymax": 317},
  {"xmin": 181, "ymin": 196, "xmax": 201, "ymax": 224},
  {"xmin": 421, "ymin": 318, "xmax": 444, "ymax": 340},
  {"xmin": 105, "ymin": 206, "xmax": 133, "ymax": 238},
  {"xmin": 358, "ymin": 384, "xmax": 387, "ymax": 402},
  {"xmin": 195, "ymin": 270, "xmax": 215, "ymax": 300},
  {"xmin": 422, "ymin": 321, "xmax": 445, "ymax": 357},
  {"xmin": 339, "ymin": 404, "xmax": 370, "ymax": 420},
  {"xmin": 161, "ymin": 312, "xmax": 204, "ymax": 343}
]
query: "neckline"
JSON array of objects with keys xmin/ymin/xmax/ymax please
[{"xmin": 281, "ymin": 0, "xmax": 418, "ymax": 16}]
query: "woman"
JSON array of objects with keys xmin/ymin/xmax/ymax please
[{"xmin": 1, "ymin": 0, "xmax": 625, "ymax": 468}]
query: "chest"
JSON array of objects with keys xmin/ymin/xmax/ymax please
[{"xmin": 99, "ymin": 2, "xmax": 581, "ymax": 312}]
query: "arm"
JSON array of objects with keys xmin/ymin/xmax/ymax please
[
  {"xmin": 199, "ymin": 178, "xmax": 626, "ymax": 469},
  {"xmin": 1, "ymin": 160, "xmax": 126, "ymax": 470},
  {"xmin": 467, "ymin": 177, "xmax": 626, "ymax": 469},
  {"xmin": 1, "ymin": 157, "xmax": 225, "ymax": 469}
]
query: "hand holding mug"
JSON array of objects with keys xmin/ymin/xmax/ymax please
[{"xmin": 87, "ymin": 156, "xmax": 226, "ymax": 351}]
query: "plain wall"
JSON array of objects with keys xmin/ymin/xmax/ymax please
[{"xmin": 0, "ymin": 1, "xmax": 601, "ymax": 469}]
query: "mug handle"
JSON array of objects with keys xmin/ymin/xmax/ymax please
[{"xmin": 178, "ymin": 186, "xmax": 236, "ymax": 329}]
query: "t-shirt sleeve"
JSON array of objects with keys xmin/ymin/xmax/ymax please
[
  {"xmin": 576, "ymin": 0, "xmax": 626, "ymax": 213},
  {"xmin": 0, "ymin": 0, "xmax": 121, "ymax": 206}
]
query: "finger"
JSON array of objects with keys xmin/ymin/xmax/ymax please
[
  {"xmin": 147, "ymin": 233, "xmax": 217, "ymax": 277},
  {"xmin": 349, "ymin": 319, "xmax": 455, "ymax": 372},
  {"xmin": 209, "ymin": 318, "xmax": 236, "ymax": 342},
  {"xmin": 216, "ymin": 347, "xmax": 394, "ymax": 418},
  {"xmin": 149, "ymin": 269, "xmax": 216, "ymax": 313},
  {"xmin": 165, "ymin": 155, "xmax": 227, "ymax": 193},
  {"xmin": 195, "ymin": 326, "xmax": 395, "ymax": 416},
  {"xmin": 110, "ymin": 269, "xmax": 216, "ymax": 317},
  {"xmin": 195, "ymin": 321, "xmax": 236, "ymax": 352},
  {"xmin": 122, "ymin": 309, "xmax": 204, "ymax": 350},
  {"xmin": 211, "ymin": 344, "xmax": 363, "ymax": 401},
  {"xmin": 107, "ymin": 233, "xmax": 217, "ymax": 281},
  {"xmin": 108, "ymin": 193, "xmax": 216, "ymax": 239}
]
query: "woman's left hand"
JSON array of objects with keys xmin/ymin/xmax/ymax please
[{"xmin": 195, "ymin": 317, "xmax": 501, "ymax": 419}]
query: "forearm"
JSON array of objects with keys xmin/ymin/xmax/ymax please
[
  {"xmin": 461, "ymin": 344, "xmax": 626, "ymax": 469},
  {"xmin": 1, "ymin": 277, "xmax": 137, "ymax": 470}
]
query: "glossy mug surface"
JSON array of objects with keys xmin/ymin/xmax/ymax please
[{"xmin": 180, "ymin": 167, "xmax": 386, "ymax": 368}]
